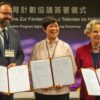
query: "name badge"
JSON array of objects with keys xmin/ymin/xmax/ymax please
[{"xmin": 5, "ymin": 49, "xmax": 15, "ymax": 57}]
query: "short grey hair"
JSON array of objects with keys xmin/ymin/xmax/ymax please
[{"xmin": 84, "ymin": 19, "xmax": 100, "ymax": 35}]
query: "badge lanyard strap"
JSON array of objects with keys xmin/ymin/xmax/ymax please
[
  {"xmin": 46, "ymin": 40, "xmax": 58, "ymax": 87},
  {"xmin": 0, "ymin": 31, "xmax": 10, "ymax": 49},
  {"xmin": 46, "ymin": 40, "xmax": 58, "ymax": 59}
]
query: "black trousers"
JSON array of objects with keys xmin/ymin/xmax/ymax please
[
  {"xmin": 95, "ymin": 96, "xmax": 100, "ymax": 100},
  {"xmin": 0, "ymin": 93, "xmax": 13, "ymax": 100},
  {"xmin": 35, "ymin": 92, "xmax": 69, "ymax": 100}
]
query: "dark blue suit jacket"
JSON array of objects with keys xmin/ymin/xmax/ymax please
[{"xmin": 0, "ymin": 27, "xmax": 24, "ymax": 66}]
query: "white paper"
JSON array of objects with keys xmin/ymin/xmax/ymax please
[
  {"xmin": 30, "ymin": 59, "xmax": 53, "ymax": 89},
  {"xmin": 81, "ymin": 68, "xmax": 100, "ymax": 95},
  {"xmin": 0, "ymin": 66, "xmax": 8, "ymax": 92},
  {"xmin": 0, "ymin": 65, "xmax": 30, "ymax": 93},
  {"xmin": 52, "ymin": 56, "xmax": 75, "ymax": 85},
  {"xmin": 8, "ymin": 65, "xmax": 30, "ymax": 93}
]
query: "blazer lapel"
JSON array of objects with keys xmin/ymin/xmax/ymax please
[
  {"xmin": 0, "ymin": 38, "xmax": 5, "ymax": 56},
  {"xmin": 7, "ymin": 28, "xmax": 14, "ymax": 49}
]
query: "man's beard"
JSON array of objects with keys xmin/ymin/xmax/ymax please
[{"xmin": 0, "ymin": 18, "xmax": 11, "ymax": 27}]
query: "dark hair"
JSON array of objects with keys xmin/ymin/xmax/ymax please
[
  {"xmin": 0, "ymin": 1, "xmax": 12, "ymax": 8},
  {"xmin": 42, "ymin": 16, "xmax": 60, "ymax": 30}
]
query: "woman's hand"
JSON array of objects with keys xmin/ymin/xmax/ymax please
[{"xmin": 8, "ymin": 63, "xmax": 16, "ymax": 68}]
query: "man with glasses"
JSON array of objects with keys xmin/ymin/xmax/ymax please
[{"xmin": 0, "ymin": 1, "xmax": 24, "ymax": 100}]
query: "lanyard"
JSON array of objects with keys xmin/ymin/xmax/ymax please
[
  {"xmin": 46, "ymin": 40, "xmax": 58, "ymax": 59},
  {"xmin": 0, "ymin": 30, "xmax": 10, "ymax": 49},
  {"xmin": 46, "ymin": 40, "xmax": 58, "ymax": 87}
]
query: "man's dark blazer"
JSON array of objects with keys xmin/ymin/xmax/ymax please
[{"xmin": 0, "ymin": 27, "xmax": 24, "ymax": 66}]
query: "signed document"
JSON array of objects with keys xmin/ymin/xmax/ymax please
[
  {"xmin": 30, "ymin": 59, "xmax": 53, "ymax": 89},
  {"xmin": 0, "ymin": 65, "xmax": 30, "ymax": 93},
  {"xmin": 30, "ymin": 56, "xmax": 75, "ymax": 89},
  {"xmin": 52, "ymin": 56, "xmax": 75, "ymax": 86},
  {"xmin": 81, "ymin": 68, "xmax": 100, "ymax": 95}
]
